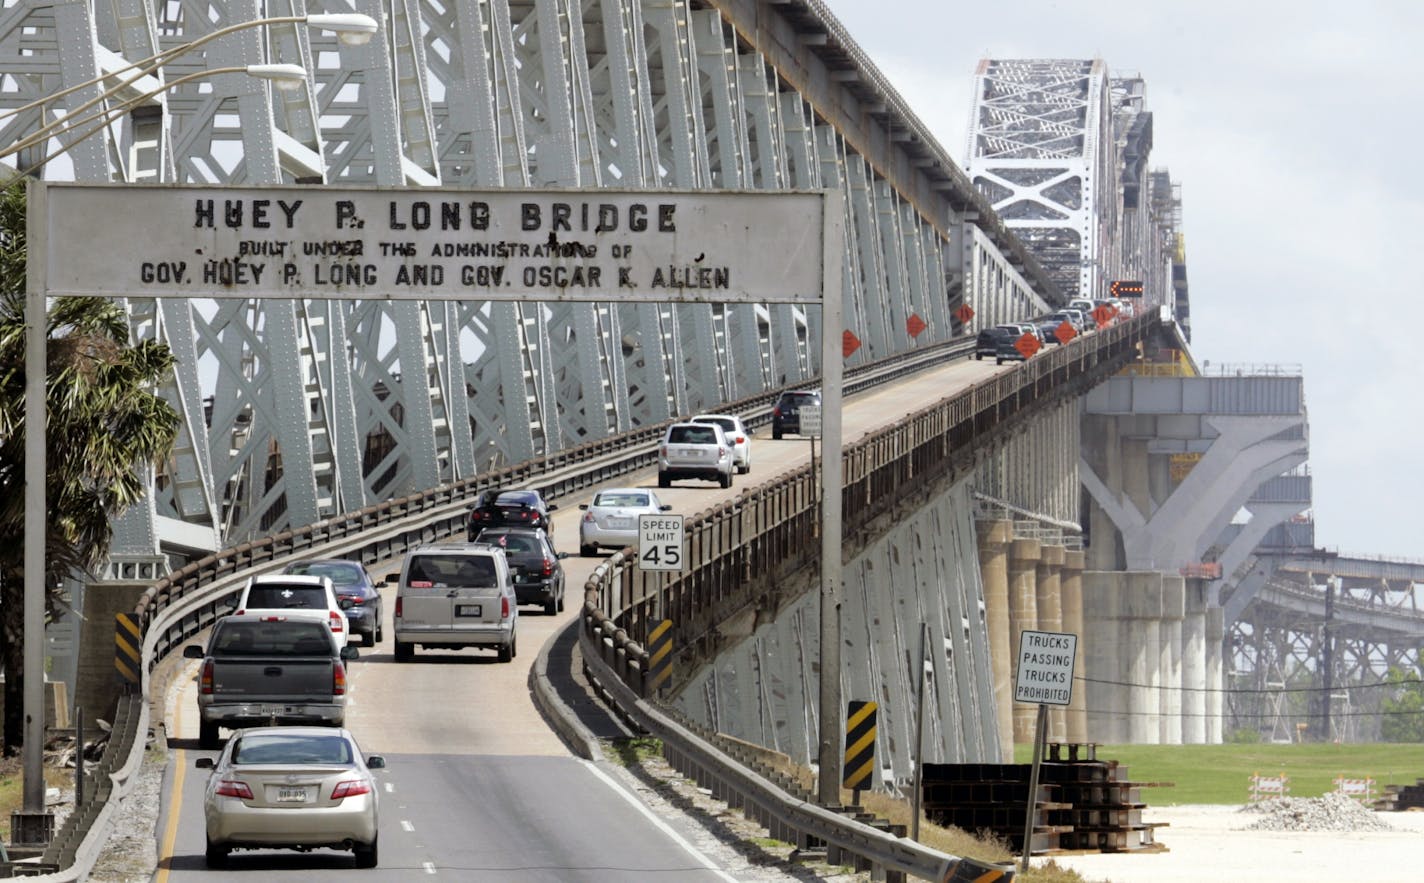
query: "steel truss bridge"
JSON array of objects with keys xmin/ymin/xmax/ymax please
[{"xmin": 3, "ymin": 0, "xmax": 1421, "ymax": 785}]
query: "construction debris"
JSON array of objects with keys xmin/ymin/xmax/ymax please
[{"xmin": 1239, "ymin": 793, "xmax": 1396, "ymax": 832}]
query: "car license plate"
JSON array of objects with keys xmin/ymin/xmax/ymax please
[
  {"xmin": 456, "ymin": 604, "xmax": 482, "ymax": 617},
  {"xmin": 609, "ymin": 517, "xmax": 632, "ymax": 529},
  {"xmin": 276, "ymin": 787, "xmax": 308, "ymax": 803}
]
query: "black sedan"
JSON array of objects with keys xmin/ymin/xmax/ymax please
[
  {"xmin": 281, "ymin": 558, "xmax": 386, "ymax": 645},
  {"xmin": 466, "ymin": 488, "xmax": 558, "ymax": 543},
  {"xmin": 473, "ymin": 526, "xmax": 567, "ymax": 615}
]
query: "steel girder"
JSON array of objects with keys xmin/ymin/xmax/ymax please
[
  {"xmin": 965, "ymin": 59, "xmax": 1121, "ymax": 304},
  {"xmin": 2, "ymin": 1, "xmax": 984, "ymax": 554}
]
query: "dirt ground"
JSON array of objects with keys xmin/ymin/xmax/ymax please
[{"xmin": 1044, "ymin": 804, "xmax": 1424, "ymax": 883}]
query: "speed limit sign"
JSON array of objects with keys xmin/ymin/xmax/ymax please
[{"xmin": 638, "ymin": 513, "xmax": 685, "ymax": 571}]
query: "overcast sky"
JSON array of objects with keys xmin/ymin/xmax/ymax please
[{"xmin": 823, "ymin": 0, "xmax": 1422, "ymax": 562}]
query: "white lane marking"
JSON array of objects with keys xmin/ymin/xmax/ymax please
[
  {"xmin": 384, "ymin": 782, "xmax": 394, "ymax": 793},
  {"xmin": 401, "ymin": 819, "xmax": 415, "ymax": 832},
  {"xmin": 422, "ymin": 860, "xmax": 436, "ymax": 874},
  {"xmin": 582, "ymin": 760, "xmax": 738, "ymax": 883}
]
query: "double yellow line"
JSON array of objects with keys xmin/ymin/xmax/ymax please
[{"xmin": 154, "ymin": 677, "xmax": 189, "ymax": 882}]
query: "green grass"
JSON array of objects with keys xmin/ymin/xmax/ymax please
[{"xmin": 1014, "ymin": 742, "xmax": 1424, "ymax": 804}]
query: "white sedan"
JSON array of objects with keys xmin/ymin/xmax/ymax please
[
  {"xmin": 690, "ymin": 413, "xmax": 753, "ymax": 474},
  {"xmin": 196, "ymin": 726, "xmax": 385, "ymax": 868},
  {"xmin": 578, "ymin": 488, "xmax": 671, "ymax": 556}
]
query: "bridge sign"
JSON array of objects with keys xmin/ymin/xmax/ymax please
[
  {"xmin": 638, "ymin": 514, "xmax": 685, "ymax": 572},
  {"xmin": 33, "ymin": 183, "xmax": 830, "ymax": 305},
  {"xmin": 1014, "ymin": 629, "xmax": 1077, "ymax": 706}
]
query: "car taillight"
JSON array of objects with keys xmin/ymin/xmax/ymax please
[
  {"xmin": 235, "ymin": 609, "xmax": 245, "ymax": 615},
  {"xmin": 582, "ymin": 512, "xmax": 594, "ymax": 523},
  {"xmin": 501, "ymin": 596, "xmax": 510, "ymax": 619},
  {"xmin": 542, "ymin": 557, "xmax": 554, "ymax": 577},
  {"xmin": 395, "ymin": 597, "xmax": 403, "ymax": 618},
  {"xmin": 718, "ymin": 446, "xmax": 727, "ymax": 457},
  {"xmin": 735, "ymin": 436, "xmax": 745, "ymax": 444},
  {"xmin": 330, "ymin": 779, "xmax": 372, "ymax": 801},
  {"xmin": 334, "ymin": 660, "xmax": 347, "ymax": 696},
  {"xmin": 772, "ymin": 406, "xmax": 782, "ymax": 417},
  {"xmin": 329, "ymin": 610, "xmax": 344, "ymax": 632},
  {"xmin": 341, "ymin": 594, "xmax": 363, "ymax": 606},
  {"xmin": 659, "ymin": 444, "xmax": 668, "ymax": 456},
  {"xmin": 200, "ymin": 660, "xmax": 214, "ymax": 695},
  {"xmin": 261, "ymin": 616, "xmax": 286, "ymax": 622},
  {"xmin": 215, "ymin": 779, "xmax": 254, "ymax": 800}
]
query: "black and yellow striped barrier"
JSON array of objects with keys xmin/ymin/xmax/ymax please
[
  {"xmin": 646, "ymin": 619, "xmax": 673, "ymax": 695},
  {"xmin": 942, "ymin": 857, "xmax": 1013, "ymax": 881},
  {"xmin": 115, "ymin": 613, "xmax": 141, "ymax": 690},
  {"xmin": 842, "ymin": 699, "xmax": 876, "ymax": 791}
]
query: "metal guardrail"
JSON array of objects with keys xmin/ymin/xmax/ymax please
[{"xmin": 31, "ymin": 332, "xmax": 973, "ymax": 877}]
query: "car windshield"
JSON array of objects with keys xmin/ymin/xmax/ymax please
[
  {"xmin": 594, "ymin": 491, "xmax": 650, "ymax": 507},
  {"xmin": 213, "ymin": 621, "xmax": 332, "ymax": 656},
  {"xmin": 232, "ymin": 732, "xmax": 353, "ymax": 765},
  {"xmin": 284, "ymin": 561, "xmax": 362, "ymax": 587},
  {"xmin": 243, "ymin": 584, "xmax": 328, "ymax": 609},
  {"xmin": 693, "ymin": 417, "xmax": 736, "ymax": 433},
  {"xmin": 668, "ymin": 425, "xmax": 719, "ymax": 444},
  {"xmin": 782, "ymin": 393, "xmax": 817, "ymax": 406},
  {"xmin": 407, "ymin": 554, "xmax": 498, "ymax": 587}
]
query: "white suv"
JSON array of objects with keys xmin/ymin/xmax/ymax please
[
  {"xmin": 233, "ymin": 574, "xmax": 347, "ymax": 649},
  {"xmin": 690, "ymin": 413, "xmax": 752, "ymax": 474},
  {"xmin": 658, "ymin": 422, "xmax": 734, "ymax": 488}
]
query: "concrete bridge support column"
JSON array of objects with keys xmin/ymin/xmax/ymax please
[
  {"xmin": 1008, "ymin": 538, "xmax": 1042, "ymax": 744},
  {"xmin": 1037, "ymin": 545, "xmax": 1066, "ymax": 742},
  {"xmin": 1206, "ymin": 606, "xmax": 1226, "ymax": 743},
  {"xmin": 1083, "ymin": 572, "xmax": 1127, "ymax": 743},
  {"xmin": 1060, "ymin": 550, "xmax": 1088, "ymax": 743},
  {"xmin": 1159, "ymin": 576, "xmax": 1185, "ymax": 745},
  {"xmin": 976, "ymin": 520, "xmax": 1013, "ymax": 759},
  {"xmin": 1123, "ymin": 572, "xmax": 1164, "ymax": 744},
  {"xmin": 1180, "ymin": 579, "xmax": 1208, "ymax": 744}
]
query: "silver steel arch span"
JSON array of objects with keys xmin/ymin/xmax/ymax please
[{"xmin": 0, "ymin": 1, "xmax": 1063, "ymax": 573}]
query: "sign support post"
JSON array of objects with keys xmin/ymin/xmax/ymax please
[{"xmin": 817, "ymin": 195, "xmax": 845, "ymax": 808}]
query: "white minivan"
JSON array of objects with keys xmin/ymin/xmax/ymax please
[{"xmin": 390, "ymin": 543, "xmax": 518, "ymax": 662}]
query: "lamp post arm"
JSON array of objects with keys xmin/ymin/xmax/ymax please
[
  {"xmin": 1, "ymin": 66, "xmax": 304, "ymax": 179},
  {"xmin": 0, "ymin": 15, "xmax": 309, "ymax": 126}
]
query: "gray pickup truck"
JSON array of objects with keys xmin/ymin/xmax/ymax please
[{"xmin": 183, "ymin": 613, "xmax": 359, "ymax": 749}]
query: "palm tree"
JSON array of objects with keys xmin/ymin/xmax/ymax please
[{"xmin": 0, "ymin": 176, "xmax": 180, "ymax": 753}]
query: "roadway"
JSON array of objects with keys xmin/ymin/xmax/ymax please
[{"xmin": 151, "ymin": 350, "xmax": 1011, "ymax": 879}]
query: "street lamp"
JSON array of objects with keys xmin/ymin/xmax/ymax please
[
  {"xmin": 11, "ymin": 14, "xmax": 374, "ymax": 849},
  {"xmin": 1, "ymin": 64, "xmax": 308, "ymax": 166},
  {"xmin": 0, "ymin": 13, "xmax": 375, "ymax": 127}
]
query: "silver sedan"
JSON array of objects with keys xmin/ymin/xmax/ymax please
[
  {"xmin": 196, "ymin": 726, "xmax": 385, "ymax": 868},
  {"xmin": 578, "ymin": 487, "xmax": 671, "ymax": 556}
]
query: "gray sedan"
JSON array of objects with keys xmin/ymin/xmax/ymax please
[
  {"xmin": 578, "ymin": 488, "xmax": 671, "ymax": 556},
  {"xmin": 196, "ymin": 727, "xmax": 385, "ymax": 869}
]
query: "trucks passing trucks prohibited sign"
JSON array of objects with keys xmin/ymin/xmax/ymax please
[
  {"xmin": 1014, "ymin": 630, "xmax": 1077, "ymax": 706},
  {"xmin": 638, "ymin": 513, "xmax": 685, "ymax": 572}
]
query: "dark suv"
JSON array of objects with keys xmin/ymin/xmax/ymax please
[
  {"xmin": 975, "ymin": 325, "xmax": 1015, "ymax": 360},
  {"xmin": 466, "ymin": 489, "xmax": 557, "ymax": 543},
  {"xmin": 771, "ymin": 390, "xmax": 820, "ymax": 439},
  {"xmin": 474, "ymin": 526, "xmax": 567, "ymax": 615}
]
